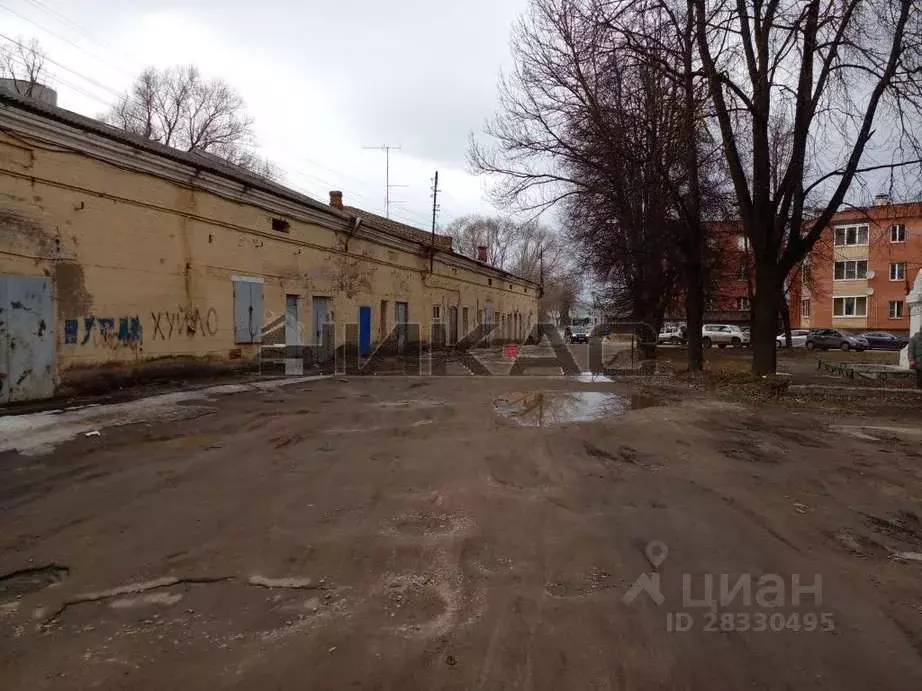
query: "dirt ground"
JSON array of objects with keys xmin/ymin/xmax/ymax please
[{"xmin": 3, "ymin": 347, "xmax": 922, "ymax": 690}]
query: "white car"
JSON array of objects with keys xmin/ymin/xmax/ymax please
[
  {"xmin": 776, "ymin": 329, "xmax": 810, "ymax": 348},
  {"xmin": 702, "ymin": 324, "xmax": 749, "ymax": 348},
  {"xmin": 657, "ymin": 326, "xmax": 686, "ymax": 345}
]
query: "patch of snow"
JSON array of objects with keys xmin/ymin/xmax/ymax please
[{"xmin": 0, "ymin": 375, "xmax": 332, "ymax": 456}]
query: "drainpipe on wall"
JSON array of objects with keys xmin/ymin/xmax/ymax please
[{"xmin": 343, "ymin": 217, "xmax": 361, "ymax": 253}]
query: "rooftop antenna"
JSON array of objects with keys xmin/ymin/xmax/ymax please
[{"xmin": 362, "ymin": 144, "xmax": 404, "ymax": 218}]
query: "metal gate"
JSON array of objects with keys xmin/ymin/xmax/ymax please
[
  {"xmin": 395, "ymin": 301, "xmax": 408, "ymax": 354},
  {"xmin": 0, "ymin": 275, "xmax": 55, "ymax": 403},
  {"xmin": 448, "ymin": 306, "xmax": 458, "ymax": 345},
  {"xmin": 312, "ymin": 296, "xmax": 333, "ymax": 362},
  {"xmin": 285, "ymin": 294, "xmax": 303, "ymax": 375}
]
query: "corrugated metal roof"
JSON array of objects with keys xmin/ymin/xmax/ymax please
[
  {"xmin": 345, "ymin": 206, "xmax": 453, "ymax": 251},
  {"xmin": 0, "ymin": 88, "xmax": 337, "ymax": 217}
]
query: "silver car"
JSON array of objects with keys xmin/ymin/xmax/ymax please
[
  {"xmin": 702, "ymin": 324, "xmax": 749, "ymax": 348},
  {"xmin": 805, "ymin": 329, "xmax": 869, "ymax": 352},
  {"xmin": 776, "ymin": 329, "xmax": 810, "ymax": 348}
]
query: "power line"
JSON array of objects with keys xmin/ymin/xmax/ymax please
[
  {"xmin": 0, "ymin": 32, "xmax": 122, "ymax": 100},
  {"xmin": 0, "ymin": 10, "xmax": 443, "ymax": 227},
  {"xmin": 4, "ymin": 3, "xmax": 426, "ymax": 219},
  {"xmin": 0, "ymin": 1, "xmax": 128, "ymax": 77},
  {"xmin": 24, "ymin": 0, "xmax": 126, "ymax": 62}
]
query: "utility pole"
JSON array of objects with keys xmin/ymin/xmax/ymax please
[
  {"xmin": 430, "ymin": 170, "xmax": 440, "ymax": 273},
  {"xmin": 362, "ymin": 145, "xmax": 402, "ymax": 218},
  {"xmin": 539, "ymin": 245, "xmax": 544, "ymax": 286}
]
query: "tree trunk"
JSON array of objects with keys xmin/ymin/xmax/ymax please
[
  {"xmin": 751, "ymin": 263, "xmax": 782, "ymax": 375},
  {"xmin": 684, "ymin": 259, "xmax": 705, "ymax": 372}
]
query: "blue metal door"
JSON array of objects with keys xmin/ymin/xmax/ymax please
[{"xmin": 359, "ymin": 305, "xmax": 372, "ymax": 355}]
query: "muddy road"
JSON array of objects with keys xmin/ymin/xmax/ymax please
[{"xmin": 2, "ymin": 370, "xmax": 922, "ymax": 689}]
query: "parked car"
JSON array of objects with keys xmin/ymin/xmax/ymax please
[
  {"xmin": 776, "ymin": 329, "xmax": 810, "ymax": 348},
  {"xmin": 657, "ymin": 325, "xmax": 687, "ymax": 345},
  {"xmin": 568, "ymin": 324, "xmax": 590, "ymax": 344},
  {"xmin": 701, "ymin": 324, "xmax": 749, "ymax": 348},
  {"xmin": 860, "ymin": 331, "xmax": 909, "ymax": 350},
  {"xmin": 805, "ymin": 328, "xmax": 868, "ymax": 351}
]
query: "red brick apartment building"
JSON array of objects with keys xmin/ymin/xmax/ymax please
[
  {"xmin": 798, "ymin": 199, "xmax": 921, "ymax": 334},
  {"xmin": 705, "ymin": 199, "xmax": 921, "ymax": 334}
]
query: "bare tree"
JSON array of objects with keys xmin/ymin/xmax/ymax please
[
  {"xmin": 471, "ymin": 0, "xmax": 729, "ymax": 368},
  {"xmin": 445, "ymin": 213, "xmax": 576, "ymax": 323},
  {"xmin": 0, "ymin": 37, "xmax": 47, "ymax": 97},
  {"xmin": 103, "ymin": 65, "xmax": 279, "ymax": 180},
  {"xmin": 445, "ymin": 215, "xmax": 522, "ymax": 268},
  {"xmin": 541, "ymin": 272, "xmax": 581, "ymax": 324},
  {"xmin": 508, "ymin": 220, "xmax": 567, "ymax": 281},
  {"xmin": 693, "ymin": 0, "xmax": 922, "ymax": 374}
]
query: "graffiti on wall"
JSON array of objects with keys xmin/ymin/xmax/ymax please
[
  {"xmin": 150, "ymin": 306, "xmax": 218, "ymax": 340},
  {"xmin": 64, "ymin": 315, "xmax": 142, "ymax": 346},
  {"xmin": 63, "ymin": 306, "xmax": 216, "ymax": 346}
]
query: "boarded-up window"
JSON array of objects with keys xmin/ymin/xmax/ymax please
[{"xmin": 233, "ymin": 277, "xmax": 264, "ymax": 343}]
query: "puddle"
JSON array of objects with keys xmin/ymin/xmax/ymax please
[
  {"xmin": 494, "ymin": 391, "xmax": 660, "ymax": 426},
  {"xmin": 0, "ymin": 565, "xmax": 69, "ymax": 597}
]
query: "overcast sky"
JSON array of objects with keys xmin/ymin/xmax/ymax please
[{"xmin": 1, "ymin": 0, "xmax": 530, "ymax": 229}]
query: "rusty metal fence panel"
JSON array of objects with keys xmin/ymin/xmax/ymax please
[{"xmin": 0, "ymin": 275, "xmax": 56, "ymax": 403}]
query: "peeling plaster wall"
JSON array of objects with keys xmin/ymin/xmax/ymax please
[{"xmin": 0, "ymin": 132, "xmax": 538, "ymax": 389}]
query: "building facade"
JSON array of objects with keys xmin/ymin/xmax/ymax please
[
  {"xmin": 797, "ymin": 200, "xmax": 921, "ymax": 333},
  {"xmin": 0, "ymin": 91, "xmax": 538, "ymax": 402}
]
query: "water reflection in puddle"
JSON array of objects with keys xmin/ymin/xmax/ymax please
[{"xmin": 494, "ymin": 391, "xmax": 659, "ymax": 426}]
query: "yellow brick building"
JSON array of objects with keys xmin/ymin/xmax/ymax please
[{"xmin": 0, "ymin": 90, "xmax": 539, "ymax": 402}]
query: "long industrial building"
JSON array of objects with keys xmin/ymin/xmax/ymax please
[{"xmin": 0, "ymin": 88, "xmax": 539, "ymax": 403}]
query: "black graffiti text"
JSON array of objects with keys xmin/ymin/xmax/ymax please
[{"xmin": 151, "ymin": 306, "xmax": 218, "ymax": 340}]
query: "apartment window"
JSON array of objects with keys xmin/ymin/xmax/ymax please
[
  {"xmin": 737, "ymin": 262, "xmax": 749, "ymax": 280},
  {"xmin": 890, "ymin": 224, "xmax": 906, "ymax": 243},
  {"xmin": 890, "ymin": 262, "xmax": 906, "ymax": 280},
  {"xmin": 432, "ymin": 304, "xmax": 441, "ymax": 321},
  {"xmin": 801, "ymin": 299, "xmax": 811, "ymax": 318},
  {"xmin": 833, "ymin": 296, "xmax": 867, "ymax": 317},
  {"xmin": 833, "ymin": 224, "xmax": 869, "ymax": 246},
  {"xmin": 889, "ymin": 300, "xmax": 905, "ymax": 318},
  {"xmin": 833, "ymin": 260, "xmax": 868, "ymax": 280},
  {"xmin": 736, "ymin": 296, "xmax": 751, "ymax": 311},
  {"xmin": 736, "ymin": 234, "xmax": 749, "ymax": 251}
]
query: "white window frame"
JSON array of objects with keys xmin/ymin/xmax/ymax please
[
  {"xmin": 736, "ymin": 296, "xmax": 751, "ymax": 311},
  {"xmin": 736, "ymin": 234, "xmax": 749, "ymax": 251},
  {"xmin": 832, "ymin": 295, "xmax": 868, "ymax": 318},
  {"xmin": 833, "ymin": 260, "xmax": 868, "ymax": 281},
  {"xmin": 889, "ymin": 262, "xmax": 906, "ymax": 281},
  {"xmin": 889, "ymin": 300, "xmax": 905, "ymax": 319},
  {"xmin": 890, "ymin": 224, "xmax": 906, "ymax": 243},
  {"xmin": 432, "ymin": 304, "xmax": 441, "ymax": 321},
  {"xmin": 833, "ymin": 224, "xmax": 869, "ymax": 246},
  {"xmin": 801, "ymin": 298, "xmax": 811, "ymax": 318}
]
